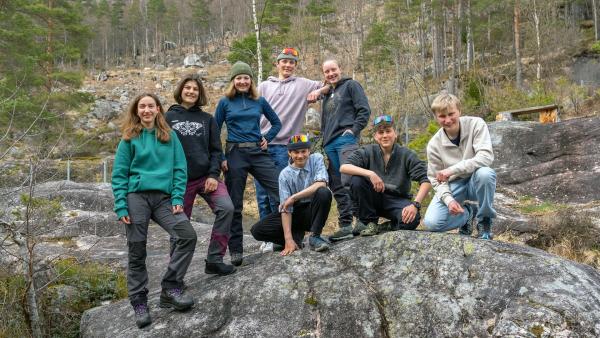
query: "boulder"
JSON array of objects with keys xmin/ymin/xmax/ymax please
[
  {"xmin": 90, "ymin": 99, "xmax": 122, "ymax": 120},
  {"xmin": 80, "ymin": 231, "xmax": 600, "ymax": 337},
  {"xmin": 490, "ymin": 116, "xmax": 600, "ymax": 203},
  {"xmin": 183, "ymin": 54, "xmax": 204, "ymax": 68}
]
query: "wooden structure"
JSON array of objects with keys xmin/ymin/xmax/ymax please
[{"xmin": 496, "ymin": 104, "xmax": 559, "ymax": 123}]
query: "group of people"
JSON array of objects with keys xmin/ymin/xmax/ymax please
[{"xmin": 111, "ymin": 47, "xmax": 497, "ymax": 328}]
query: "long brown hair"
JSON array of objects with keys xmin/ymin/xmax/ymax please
[
  {"xmin": 173, "ymin": 74, "xmax": 208, "ymax": 107},
  {"xmin": 224, "ymin": 77, "xmax": 260, "ymax": 100},
  {"xmin": 120, "ymin": 93, "xmax": 171, "ymax": 142}
]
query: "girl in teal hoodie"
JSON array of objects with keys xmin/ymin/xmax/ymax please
[{"xmin": 111, "ymin": 93, "xmax": 197, "ymax": 328}]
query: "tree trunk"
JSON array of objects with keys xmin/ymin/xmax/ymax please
[
  {"xmin": 514, "ymin": 0, "xmax": 523, "ymax": 89},
  {"xmin": 45, "ymin": 0, "xmax": 54, "ymax": 92},
  {"xmin": 533, "ymin": 0, "xmax": 541, "ymax": 81},
  {"xmin": 252, "ymin": 0, "xmax": 263, "ymax": 83},
  {"xmin": 594, "ymin": 0, "xmax": 599, "ymax": 40},
  {"xmin": 466, "ymin": 0, "xmax": 474, "ymax": 70}
]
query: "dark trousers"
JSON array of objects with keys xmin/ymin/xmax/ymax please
[
  {"xmin": 125, "ymin": 192, "xmax": 197, "ymax": 306},
  {"xmin": 350, "ymin": 176, "xmax": 420, "ymax": 230},
  {"xmin": 250, "ymin": 187, "xmax": 332, "ymax": 247},
  {"xmin": 324, "ymin": 135, "xmax": 358, "ymax": 227},
  {"xmin": 225, "ymin": 146, "xmax": 280, "ymax": 254}
]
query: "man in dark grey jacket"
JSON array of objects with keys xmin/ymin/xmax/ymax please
[{"xmin": 340, "ymin": 115, "xmax": 431, "ymax": 236}]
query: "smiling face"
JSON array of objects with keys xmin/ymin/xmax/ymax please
[
  {"xmin": 181, "ymin": 80, "xmax": 200, "ymax": 108},
  {"xmin": 233, "ymin": 74, "xmax": 252, "ymax": 93},
  {"xmin": 137, "ymin": 96, "xmax": 160, "ymax": 128},
  {"xmin": 322, "ymin": 60, "xmax": 342, "ymax": 85},
  {"xmin": 277, "ymin": 59, "xmax": 297, "ymax": 79},
  {"xmin": 435, "ymin": 103, "xmax": 461, "ymax": 137},
  {"xmin": 373, "ymin": 125, "xmax": 397, "ymax": 150},
  {"xmin": 289, "ymin": 148, "xmax": 310, "ymax": 168}
]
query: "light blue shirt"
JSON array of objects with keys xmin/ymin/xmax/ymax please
[{"xmin": 278, "ymin": 153, "xmax": 328, "ymax": 212}]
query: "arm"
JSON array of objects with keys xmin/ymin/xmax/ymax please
[
  {"xmin": 348, "ymin": 81, "xmax": 371, "ymax": 136},
  {"xmin": 340, "ymin": 164, "xmax": 384, "ymax": 193},
  {"xmin": 260, "ymin": 97, "xmax": 282, "ymax": 142},
  {"xmin": 307, "ymin": 81, "xmax": 329, "ymax": 102},
  {"xmin": 111, "ymin": 140, "xmax": 132, "ymax": 220},
  {"xmin": 171, "ymin": 133, "xmax": 188, "ymax": 208},
  {"xmin": 280, "ymin": 211, "xmax": 298, "ymax": 255},
  {"xmin": 427, "ymin": 141, "xmax": 453, "ymax": 206},
  {"xmin": 207, "ymin": 116, "xmax": 223, "ymax": 179}
]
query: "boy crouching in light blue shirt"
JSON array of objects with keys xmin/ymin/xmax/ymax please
[{"xmin": 251, "ymin": 134, "xmax": 333, "ymax": 255}]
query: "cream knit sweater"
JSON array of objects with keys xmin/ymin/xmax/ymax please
[{"xmin": 426, "ymin": 116, "xmax": 494, "ymax": 206}]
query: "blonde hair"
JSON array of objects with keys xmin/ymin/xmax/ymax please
[
  {"xmin": 120, "ymin": 93, "xmax": 171, "ymax": 142},
  {"xmin": 431, "ymin": 92, "xmax": 462, "ymax": 115},
  {"xmin": 224, "ymin": 78, "xmax": 260, "ymax": 100}
]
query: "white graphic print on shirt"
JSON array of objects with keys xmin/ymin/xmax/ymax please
[{"xmin": 171, "ymin": 121, "xmax": 204, "ymax": 136}]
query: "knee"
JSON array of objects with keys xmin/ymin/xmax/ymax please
[
  {"xmin": 350, "ymin": 175, "xmax": 369, "ymax": 191},
  {"xmin": 220, "ymin": 198, "xmax": 235, "ymax": 215},
  {"xmin": 423, "ymin": 212, "xmax": 446, "ymax": 232},
  {"xmin": 314, "ymin": 186, "xmax": 332, "ymax": 201},
  {"xmin": 128, "ymin": 241, "xmax": 147, "ymax": 262},
  {"xmin": 173, "ymin": 221, "xmax": 197, "ymax": 250},
  {"xmin": 473, "ymin": 167, "xmax": 496, "ymax": 185},
  {"xmin": 250, "ymin": 222, "xmax": 263, "ymax": 241}
]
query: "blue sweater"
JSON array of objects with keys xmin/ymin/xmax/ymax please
[{"xmin": 215, "ymin": 93, "xmax": 282, "ymax": 143}]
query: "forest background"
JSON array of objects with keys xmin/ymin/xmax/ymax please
[{"xmin": 1, "ymin": 0, "xmax": 600, "ymax": 337}]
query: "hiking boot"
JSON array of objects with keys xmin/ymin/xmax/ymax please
[
  {"xmin": 133, "ymin": 303, "xmax": 151, "ymax": 328},
  {"xmin": 260, "ymin": 241, "xmax": 274, "ymax": 253},
  {"xmin": 159, "ymin": 287, "xmax": 194, "ymax": 311},
  {"xmin": 352, "ymin": 220, "xmax": 368, "ymax": 236},
  {"xmin": 309, "ymin": 235, "xmax": 330, "ymax": 252},
  {"xmin": 205, "ymin": 260, "xmax": 236, "ymax": 276},
  {"xmin": 329, "ymin": 226, "xmax": 354, "ymax": 242},
  {"xmin": 360, "ymin": 222, "xmax": 381, "ymax": 236},
  {"xmin": 231, "ymin": 252, "xmax": 243, "ymax": 266},
  {"xmin": 459, "ymin": 205, "xmax": 474, "ymax": 236},
  {"xmin": 477, "ymin": 217, "xmax": 493, "ymax": 240}
]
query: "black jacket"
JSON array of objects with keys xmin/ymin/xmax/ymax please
[
  {"xmin": 345, "ymin": 144, "xmax": 429, "ymax": 198},
  {"xmin": 165, "ymin": 105, "xmax": 222, "ymax": 180},
  {"xmin": 321, "ymin": 77, "xmax": 371, "ymax": 146}
]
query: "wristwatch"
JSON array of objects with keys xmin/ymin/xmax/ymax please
[{"xmin": 412, "ymin": 201, "xmax": 421, "ymax": 209}]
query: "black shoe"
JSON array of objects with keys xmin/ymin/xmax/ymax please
[
  {"xmin": 159, "ymin": 287, "xmax": 194, "ymax": 311},
  {"xmin": 231, "ymin": 252, "xmax": 243, "ymax": 266},
  {"xmin": 133, "ymin": 303, "xmax": 152, "ymax": 328},
  {"xmin": 477, "ymin": 217, "xmax": 493, "ymax": 240},
  {"xmin": 205, "ymin": 260, "xmax": 236, "ymax": 276}
]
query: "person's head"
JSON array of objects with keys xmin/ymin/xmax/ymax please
[
  {"xmin": 431, "ymin": 92, "xmax": 462, "ymax": 133},
  {"xmin": 276, "ymin": 47, "xmax": 299, "ymax": 79},
  {"xmin": 287, "ymin": 134, "xmax": 311, "ymax": 167},
  {"xmin": 173, "ymin": 74, "xmax": 208, "ymax": 109},
  {"xmin": 225, "ymin": 61, "xmax": 259, "ymax": 99},
  {"xmin": 121, "ymin": 93, "xmax": 171, "ymax": 142},
  {"xmin": 322, "ymin": 59, "xmax": 342, "ymax": 85},
  {"xmin": 372, "ymin": 115, "xmax": 397, "ymax": 149}
]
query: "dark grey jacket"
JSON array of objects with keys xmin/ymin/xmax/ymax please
[
  {"xmin": 345, "ymin": 144, "xmax": 429, "ymax": 198},
  {"xmin": 321, "ymin": 77, "xmax": 371, "ymax": 146}
]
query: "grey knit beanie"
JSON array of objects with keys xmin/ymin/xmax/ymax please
[{"xmin": 229, "ymin": 61, "xmax": 253, "ymax": 80}]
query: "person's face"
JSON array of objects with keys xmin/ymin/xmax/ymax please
[
  {"xmin": 289, "ymin": 148, "xmax": 310, "ymax": 167},
  {"xmin": 277, "ymin": 59, "xmax": 297, "ymax": 78},
  {"xmin": 181, "ymin": 80, "xmax": 200, "ymax": 107},
  {"xmin": 233, "ymin": 74, "xmax": 252, "ymax": 93},
  {"xmin": 373, "ymin": 125, "xmax": 397, "ymax": 149},
  {"xmin": 137, "ymin": 96, "xmax": 160, "ymax": 128},
  {"xmin": 322, "ymin": 61, "xmax": 341, "ymax": 85},
  {"xmin": 435, "ymin": 103, "xmax": 461, "ymax": 134}
]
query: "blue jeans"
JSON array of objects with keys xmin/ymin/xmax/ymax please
[
  {"xmin": 323, "ymin": 133, "xmax": 358, "ymax": 226},
  {"xmin": 254, "ymin": 145, "xmax": 289, "ymax": 220},
  {"xmin": 423, "ymin": 167, "xmax": 497, "ymax": 232}
]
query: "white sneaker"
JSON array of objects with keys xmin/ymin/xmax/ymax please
[{"xmin": 260, "ymin": 241, "xmax": 274, "ymax": 253}]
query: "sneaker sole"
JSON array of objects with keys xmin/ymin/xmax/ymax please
[
  {"xmin": 159, "ymin": 298, "xmax": 194, "ymax": 311},
  {"xmin": 329, "ymin": 234, "xmax": 353, "ymax": 242},
  {"xmin": 204, "ymin": 268, "xmax": 237, "ymax": 276},
  {"xmin": 310, "ymin": 245, "xmax": 330, "ymax": 252}
]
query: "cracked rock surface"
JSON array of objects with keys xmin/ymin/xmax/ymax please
[{"xmin": 80, "ymin": 230, "xmax": 600, "ymax": 337}]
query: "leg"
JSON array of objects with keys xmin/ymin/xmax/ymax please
[
  {"xmin": 324, "ymin": 134, "xmax": 357, "ymax": 226},
  {"xmin": 250, "ymin": 210, "xmax": 305, "ymax": 247},
  {"xmin": 150, "ymin": 193, "xmax": 197, "ymax": 290},
  {"xmin": 225, "ymin": 147, "xmax": 251, "ymax": 255},
  {"xmin": 349, "ymin": 175, "xmax": 381, "ymax": 224},
  {"xmin": 423, "ymin": 178, "xmax": 471, "ymax": 232},
  {"xmin": 125, "ymin": 193, "xmax": 152, "ymax": 306},
  {"xmin": 170, "ymin": 177, "xmax": 204, "ymax": 257},
  {"xmin": 254, "ymin": 145, "xmax": 289, "ymax": 219},
  {"xmin": 381, "ymin": 195, "xmax": 420, "ymax": 231},
  {"xmin": 248, "ymin": 147, "xmax": 280, "ymax": 213},
  {"xmin": 202, "ymin": 181, "xmax": 234, "ymax": 263},
  {"xmin": 467, "ymin": 167, "xmax": 497, "ymax": 222},
  {"xmin": 308, "ymin": 187, "xmax": 333, "ymax": 235}
]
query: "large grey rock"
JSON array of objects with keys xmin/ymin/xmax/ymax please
[
  {"xmin": 90, "ymin": 99, "xmax": 122, "ymax": 120},
  {"xmin": 80, "ymin": 231, "xmax": 600, "ymax": 337},
  {"xmin": 183, "ymin": 54, "xmax": 204, "ymax": 68},
  {"xmin": 490, "ymin": 117, "xmax": 600, "ymax": 203}
]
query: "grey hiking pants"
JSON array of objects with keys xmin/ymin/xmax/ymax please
[{"xmin": 125, "ymin": 191, "xmax": 197, "ymax": 306}]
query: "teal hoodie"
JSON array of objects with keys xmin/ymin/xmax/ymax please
[{"xmin": 111, "ymin": 129, "xmax": 187, "ymax": 219}]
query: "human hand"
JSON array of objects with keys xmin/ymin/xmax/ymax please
[
  {"xmin": 120, "ymin": 216, "xmax": 131, "ymax": 224},
  {"xmin": 172, "ymin": 205, "xmax": 183, "ymax": 214},
  {"xmin": 204, "ymin": 177, "xmax": 218, "ymax": 193},
  {"xmin": 368, "ymin": 171, "xmax": 385, "ymax": 193},
  {"xmin": 260, "ymin": 137, "xmax": 268, "ymax": 150},
  {"xmin": 279, "ymin": 196, "xmax": 295, "ymax": 213},
  {"xmin": 436, "ymin": 169, "xmax": 452, "ymax": 182},
  {"xmin": 280, "ymin": 239, "xmax": 299, "ymax": 256},
  {"xmin": 448, "ymin": 200, "xmax": 464, "ymax": 215},
  {"xmin": 221, "ymin": 160, "xmax": 228, "ymax": 172},
  {"xmin": 402, "ymin": 204, "xmax": 418, "ymax": 224},
  {"xmin": 307, "ymin": 90, "xmax": 321, "ymax": 103}
]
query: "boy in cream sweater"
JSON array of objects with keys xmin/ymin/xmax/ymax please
[{"xmin": 423, "ymin": 93, "xmax": 496, "ymax": 239}]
